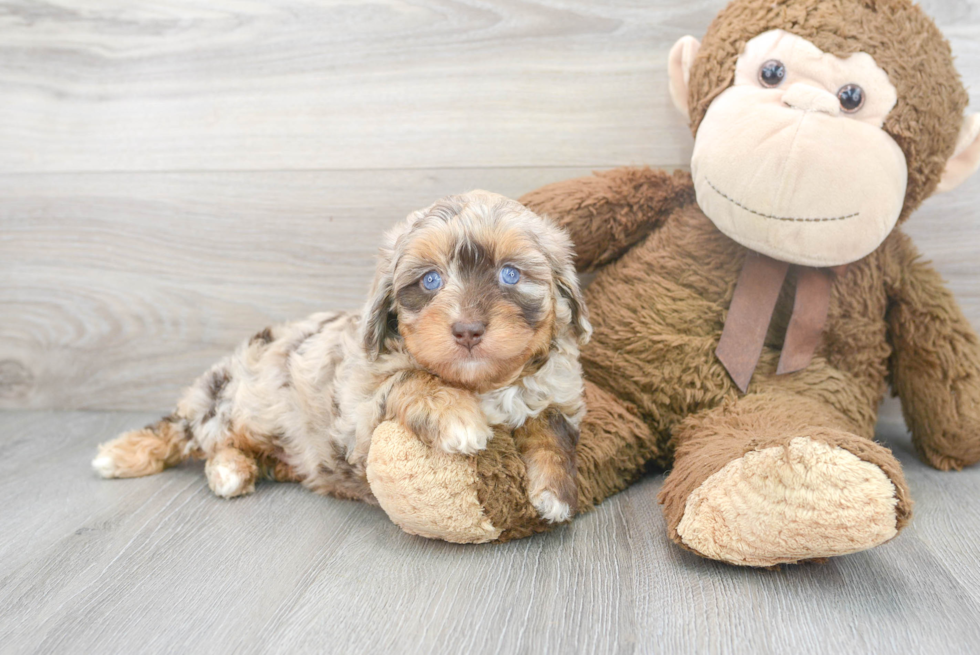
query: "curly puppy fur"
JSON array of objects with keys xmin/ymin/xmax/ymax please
[{"xmin": 93, "ymin": 191, "xmax": 591, "ymax": 523}]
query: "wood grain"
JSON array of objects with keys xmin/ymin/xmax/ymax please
[
  {"xmin": 1, "ymin": 410, "xmax": 978, "ymax": 654},
  {"xmin": 0, "ymin": 0, "xmax": 975, "ymax": 174},
  {"xmin": 2, "ymin": 0, "xmax": 979, "ymax": 411},
  {"xmin": 0, "ymin": 0, "xmax": 704, "ymax": 173},
  {"xmin": 1, "ymin": 0, "xmax": 978, "ymax": 411},
  {"xmin": 0, "ymin": 166, "xmax": 595, "ymax": 410},
  {"xmin": 2, "ymin": 2, "xmax": 980, "ymax": 651},
  {"xmin": 3, "ymin": 169, "xmax": 979, "ymax": 411}
]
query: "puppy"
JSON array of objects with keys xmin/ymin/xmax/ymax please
[{"xmin": 93, "ymin": 190, "xmax": 591, "ymax": 523}]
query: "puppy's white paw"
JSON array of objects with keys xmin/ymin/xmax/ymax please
[
  {"xmin": 91, "ymin": 429, "xmax": 171, "ymax": 479},
  {"xmin": 532, "ymin": 490, "xmax": 573, "ymax": 524},
  {"xmin": 91, "ymin": 453, "xmax": 120, "ymax": 478},
  {"xmin": 437, "ymin": 418, "xmax": 493, "ymax": 456},
  {"xmin": 205, "ymin": 460, "xmax": 254, "ymax": 498}
]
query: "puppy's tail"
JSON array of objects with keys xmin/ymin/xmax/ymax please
[{"xmin": 92, "ymin": 414, "xmax": 195, "ymax": 479}]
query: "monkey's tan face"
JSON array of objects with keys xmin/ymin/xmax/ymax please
[
  {"xmin": 691, "ymin": 30, "xmax": 908, "ymax": 267},
  {"xmin": 391, "ymin": 216, "xmax": 559, "ymax": 391}
]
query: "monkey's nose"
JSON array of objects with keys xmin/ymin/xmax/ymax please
[
  {"xmin": 452, "ymin": 321, "xmax": 485, "ymax": 349},
  {"xmin": 781, "ymin": 83, "xmax": 840, "ymax": 116}
]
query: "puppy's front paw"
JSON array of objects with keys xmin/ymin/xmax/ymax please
[
  {"xmin": 531, "ymin": 490, "xmax": 575, "ymax": 524},
  {"xmin": 526, "ymin": 466, "xmax": 578, "ymax": 524},
  {"xmin": 392, "ymin": 381, "xmax": 492, "ymax": 456},
  {"xmin": 436, "ymin": 415, "xmax": 493, "ymax": 455}
]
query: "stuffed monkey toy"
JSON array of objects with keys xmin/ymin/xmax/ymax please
[{"xmin": 365, "ymin": 0, "xmax": 980, "ymax": 566}]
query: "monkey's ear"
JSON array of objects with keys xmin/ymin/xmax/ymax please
[
  {"xmin": 937, "ymin": 114, "xmax": 980, "ymax": 193},
  {"xmin": 668, "ymin": 36, "xmax": 700, "ymax": 116}
]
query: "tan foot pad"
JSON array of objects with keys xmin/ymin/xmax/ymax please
[
  {"xmin": 676, "ymin": 436, "xmax": 899, "ymax": 566},
  {"xmin": 367, "ymin": 421, "xmax": 501, "ymax": 544}
]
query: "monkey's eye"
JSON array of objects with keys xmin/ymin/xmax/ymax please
[
  {"xmin": 758, "ymin": 60, "xmax": 786, "ymax": 87},
  {"xmin": 499, "ymin": 265, "xmax": 521, "ymax": 285},
  {"xmin": 421, "ymin": 271, "xmax": 443, "ymax": 291},
  {"xmin": 837, "ymin": 84, "xmax": 864, "ymax": 113}
]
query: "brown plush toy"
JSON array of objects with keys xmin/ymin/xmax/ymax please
[{"xmin": 365, "ymin": 0, "xmax": 980, "ymax": 566}]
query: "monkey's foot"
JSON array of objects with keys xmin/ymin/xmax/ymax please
[{"xmin": 666, "ymin": 436, "xmax": 903, "ymax": 566}]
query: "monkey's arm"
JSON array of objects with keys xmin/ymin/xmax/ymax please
[
  {"xmin": 519, "ymin": 167, "xmax": 695, "ymax": 272},
  {"xmin": 885, "ymin": 233, "xmax": 980, "ymax": 470}
]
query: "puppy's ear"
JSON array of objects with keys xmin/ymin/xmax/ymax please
[
  {"xmin": 554, "ymin": 262, "xmax": 592, "ymax": 345},
  {"xmin": 528, "ymin": 210, "xmax": 593, "ymax": 345},
  {"xmin": 362, "ymin": 205, "xmax": 427, "ymax": 359},
  {"xmin": 363, "ymin": 283, "xmax": 395, "ymax": 360},
  {"xmin": 362, "ymin": 257, "xmax": 397, "ymax": 360}
]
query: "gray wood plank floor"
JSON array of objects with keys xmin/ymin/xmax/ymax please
[
  {"xmin": 3, "ymin": 1, "xmax": 980, "ymax": 653},
  {"xmin": 2, "ymin": 411, "xmax": 979, "ymax": 655}
]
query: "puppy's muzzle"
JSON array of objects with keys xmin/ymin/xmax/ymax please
[{"xmin": 452, "ymin": 321, "xmax": 485, "ymax": 350}]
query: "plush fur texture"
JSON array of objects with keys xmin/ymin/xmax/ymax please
[
  {"xmin": 367, "ymin": 380, "xmax": 659, "ymax": 544},
  {"xmin": 367, "ymin": 421, "xmax": 503, "ymax": 543},
  {"xmin": 363, "ymin": 0, "xmax": 980, "ymax": 565},
  {"xmin": 94, "ymin": 191, "xmax": 591, "ymax": 524}
]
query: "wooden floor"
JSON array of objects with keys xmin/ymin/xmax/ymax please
[
  {"xmin": 1, "ymin": 411, "xmax": 979, "ymax": 654},
  {"xmin": 3, "ymin": 0, "xmax": 980, "ymax": 653}
]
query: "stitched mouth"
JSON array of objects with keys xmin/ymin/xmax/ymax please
[{"xmin": 705, "ymin": 178, "xmax": 859, "ymax": 223}]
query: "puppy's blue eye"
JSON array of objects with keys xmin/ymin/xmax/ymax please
[
  {"xmin": 499, "ymin": 265, "xmax": 521, "ymax": 285},
  {"xmin": 421, "ymin": 271, "xmax": 443, "ymax": 291}
]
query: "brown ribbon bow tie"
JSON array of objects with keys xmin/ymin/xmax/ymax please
[{"xmin": 716, "ymin": 252, "xmax": 846, "ymax": 393}]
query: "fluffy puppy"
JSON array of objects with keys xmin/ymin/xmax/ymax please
[{"xmin": 93, "ymin": 191, "xmax": 592, "ymax": 523}]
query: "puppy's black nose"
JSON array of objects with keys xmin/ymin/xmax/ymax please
[{"xmin": 452, "ymin": 321, "xmax": 485, "ymax": 349}]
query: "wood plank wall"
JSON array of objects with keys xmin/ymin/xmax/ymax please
[{"xmin": 2, "ymin": 0, "xmax": 978, "ymax": 411}]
